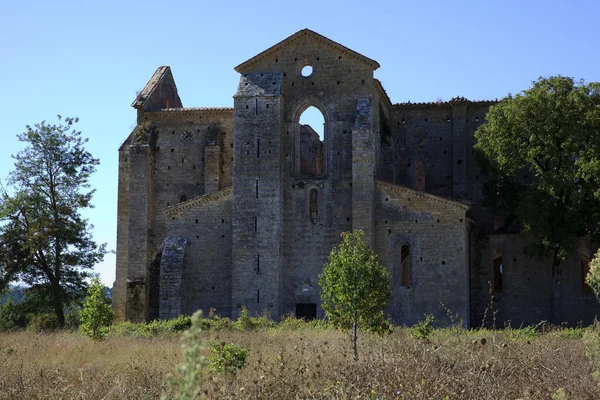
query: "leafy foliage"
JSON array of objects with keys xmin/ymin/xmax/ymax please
[
  {"xmin": 0, "ymin": 116, "xmax": 106, "ymax": 326},
  {"xmin": 319, "ymin": 230, "xmax": 391, "ymax": 360},
  {"xmin": 410, "ymin": 314, "xmax": 435, "ymax": 340},
  {"xmin": 208, "ymin": 342, "xmax": 249, "ymax": 375},
  {"xmin": 162, "ymin": 311, "xmax": 208, "ymax": 400},
  {"xmin": 79, "ymin": 277, "xmax": 114, "ymax": 341},
  {"xmin": 109, "ymin": 315, "xmax": 192, "ymax": 337},
  {"xmin": 0, "ymin": 300, "xmax": 28, "ymax": 330},
  {"xmin": 585, "ymin": 249, "xmax": 600, "ymax": 303},
  {"xmin": 475, "ymin": 76, "xmax": 600, "ymax": 323}
]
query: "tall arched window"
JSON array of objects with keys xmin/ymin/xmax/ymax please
[
  {"xmin": 309, "ymin": 188, "xmax": 318, "ymax": 220},
  {"xmin": 401, "ymin": 244, "xmax": 411, "ymax": 287},
  {"xmin": 493, "ymin": 250, "xmax": 503, "ymax": 292},
  {"xmin": 299, "ymin": 106, "xmax": 325, "ymax": 177}
]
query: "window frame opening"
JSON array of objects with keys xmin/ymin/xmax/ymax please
[
  {"xmin": 400, "ymin": 244, "xmax": 411, "ymax": 287},
  {"xmin": 493, "ymin": 251, "xmax": 503, "ymax": 292},
  {"xmin": 309, "ymin": 188, "xmax": 318, "ymax": 221}
]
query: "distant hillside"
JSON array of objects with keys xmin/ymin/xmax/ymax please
[
  {"xmin": 0, "ymin": 285, "xmax": 26, "ymax": 304},
  {"xmin": 0, "ymin": 284, "xmax": 112, "ymax": 305}
]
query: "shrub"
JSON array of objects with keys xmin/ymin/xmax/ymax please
[
  {"xmin": 586, "ymin": 249, "xmax": 600, "ymax": 303},
  {"xmin": 108, "ymin": 316, "xmax": 192, "ymax": 338},
  {"xmin": 162, "ymin": 315, "xmax": 192, "ymax": 332},
  {"xmin": 0, "ymin": 301, "xmax": 28, "ymax": 331},
  {"xmin": 204, "ymin": 315, "xmax": 234, "ymax": 331},
  {"xmin": 235, "ymin": 306, "xmax": 258, "ymax": 330},
  {"xmin": 27, "ymin": 312, "xmax": 60, "ymax": 332},
  {"xmin": 161, "ymin": 311, "xmax": 207, "ymax": 400},
  {"xmin": 79, "ymin": 277, "xmax": 114, "ymax": 341},
  {"xmin": 411, "ymin": 314, "xmax": 435, "ymax": 340},
  {"xmin": 208, "ymin": 342, "xmax": 249, "ymax": 375},
  {"xmin": 506, "ymin": 325, "xmax": 539, "ymax": 341}
]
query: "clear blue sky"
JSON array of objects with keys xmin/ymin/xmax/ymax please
[{"xmin": 1, "ymin": 0, "xmax": 599, "ymax": 286}]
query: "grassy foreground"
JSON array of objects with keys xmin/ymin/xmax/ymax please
[{"xmin": 0, "ymin": 324, "xmax": 599, "ymax": 399}]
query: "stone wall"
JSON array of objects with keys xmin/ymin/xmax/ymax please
[
  {"xmin": 374, "ymin": 181, "xmax": 469, "ymax": 326},
  {"xmin": 163, "ymin": 189, "xmax": 233, "ymax": 318}
]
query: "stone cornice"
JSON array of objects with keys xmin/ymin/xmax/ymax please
[
  {"xmin": 145, "ymin": 107, "xmax": 234, "ymax": 121},
  {"xmin": 234, "ymin": 29, "xmax": 380, "ymax": 73},
  {"xmin": 375, "ymin": 179, "xmax": 469, "ymax": 211},
  {"xmin": 392, "ymin": 99, "xmax": 497, "ymax": 111},
  {"xmin": 163, "ymin": 186, "xmax": 232, "ymax": 218}
]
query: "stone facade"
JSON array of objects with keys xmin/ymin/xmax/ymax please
[{"xmin": 114, "ymin": 29, "xmax": 599, "ymax": 326}]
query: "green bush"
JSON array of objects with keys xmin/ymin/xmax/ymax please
[
  {"xmin": 202, "ymin": 315, "xmax": 234, "ymax": 331},
  {"xmin": 411, "ymin": 314, "xmax": 435, "ymax": 340},
  {"xmin": 108, "ymin": 316, "xmax": 192, "ymax": 338},
  {"xmin": 162, "ymin": 315, "xmax": 192, "ymax": 332},
  {"xmin": 162, "ymin": 311, "xmax": 207, "ymax": 400},
  {"xmin": 586, "ymin": 249, "xmax": 600, "ymax": 303},
  {"xmin": 208, "ymin": 342, "xmax": 249, "ymax": 375},
  {"xmin": 0, "ymin": 301, "xmax": 28, "ymax": 331},
  {"xmin": 506, "ymin": 325, "xmax": 539, "ymax": 341},
  {"xmin": 560, "ymin": 327, "xmax": 584, "ymax": 339},
  {"xmin": 27, "ymin": 312, "xmax": 60, "ymax": 332},
  {"xmin": 235, "ymin": 306, "xmax": 258, "ymax": 330},
  {"xmin": 80, "ymin": 277, "xmax": 114, "ymax": 341}
]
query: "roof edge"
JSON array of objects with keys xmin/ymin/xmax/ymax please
[
  {"xmin": 234, "ymin": 29, "xmax": 380, "ymax": 73},
  {"xmin": 375, "ymin": 179, "xmax": 470, "ymax": 211}
]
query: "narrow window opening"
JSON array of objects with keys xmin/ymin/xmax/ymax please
[
  {"xmin": 257, "ymin": 253, "xmax": 260, "ymax": 275},
  {"xmin": 255, "ymin": 99, "xmax": 258, "ymax": 115},
  {"xmin": 401, "ymin": 245, "xmax": 411, "ymax": 287},
  {"xmin": 257, "ymin": 138, "xmax": 260, "ymax": 159},
  {"xmin": 179, "ymin": 195, "xmax": 187, "ymax": 203},
  {"xmin": 493, "ymin": 250, "xmax": 503, "ymax": 292},
  {"xmin": 254, "ymin": 216, "xmax": 257, "ymax": 232},
  {"xmin": 257, "ymin": 290, "xmax": 260, "ymax": 303},
  {"xmin": 255, "ymin": 179, "xmax": 259, "ymax": 198},
  {"xmin": 309, "ymin": 188, "xmax": 318, "ymax": 221},
  {"xmin": 415, "ymin": 160, "xmax": 425, "ymax": 191},
  {"xmin": 245, "ymin": 105, "xmax": 248, "ymax": 109}
]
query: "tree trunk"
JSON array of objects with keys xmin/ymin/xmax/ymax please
[
  {"xmin": 51, "ymin": 281, "xmax": 65, "ymax": 327},
  {"xmin": 353, "ymin": 322, "xmax": 359, "ymax": 361},
  {"xmin": 550, "ymin": 246, "xmax": 562, "ymax": 326}
]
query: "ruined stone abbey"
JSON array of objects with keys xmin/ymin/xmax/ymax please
[{"xmin": 113, "ymin": 29, "xmax": 599, "ymax": 326}]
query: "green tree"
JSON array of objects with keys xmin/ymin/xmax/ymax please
[
  {"xmin": 79, "ymin": 277, "xmax": 114, "ymax": 340},
  {"xmin": 319, "ymin": 230, "xmax": 391, "ymax": 360},
  {"xmin": 0, "ymin": 116, "xmax": 106, "ymax": 327},
  {"xmin": 585, "ymin": 250, "xmax": 600, "ymax": 303},
  {"xmin": 475, "ymin": 76, "xmax": 600, "ymax": 324}
]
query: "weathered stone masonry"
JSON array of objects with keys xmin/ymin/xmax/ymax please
[{"xmin": 114, "ymin": 29, "xmax": 599, "ymax": 326}]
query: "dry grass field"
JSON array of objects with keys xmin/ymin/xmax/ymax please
[{"xmin": 0, "ymin": 325, "xmax": 598, "ymax": 399}]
